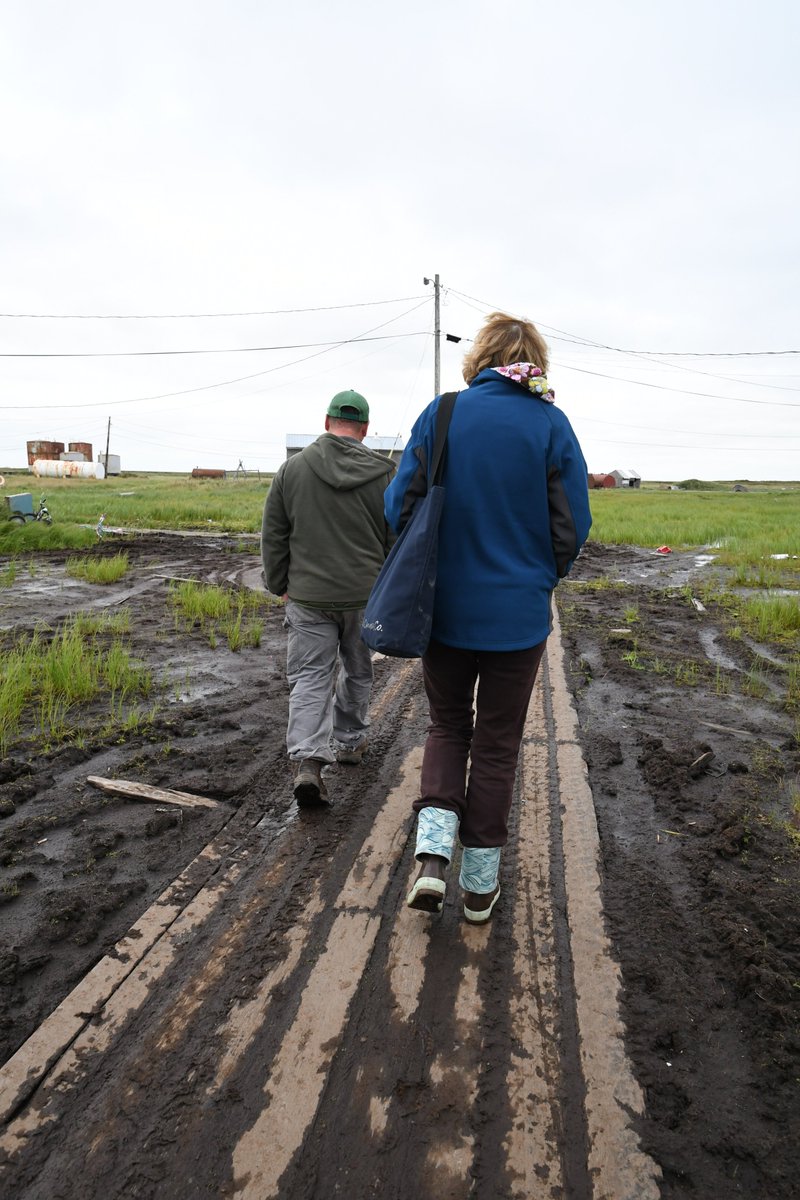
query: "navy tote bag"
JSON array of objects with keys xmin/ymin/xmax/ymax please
[{"xmin": 361, "ymin": 392, "xmax": 457, "ymax": 657}]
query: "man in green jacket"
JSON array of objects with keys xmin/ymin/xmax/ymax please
[{"xmin": 262, "ymin": 390, "xmax": 396, "ymax": 806}]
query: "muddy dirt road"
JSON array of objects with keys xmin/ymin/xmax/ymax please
[{"xmin": 1, "ymin": 535, "xmax": 798, "ymax": 1198}]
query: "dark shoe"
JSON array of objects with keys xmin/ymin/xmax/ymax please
[
  {"xmin": 336, "ymin": 737, "xmax": 368, "ymax": 766},
  {"xmin": 293, "ymin": 759, "xmax": 329, "ymax": 807},
  {"xmin": 407, "ymin": 855, "xmax": 448, "ymax": 913},
  {"xmin": 463, "ymin": 884, "xmax": 501, "ymax": 925}
]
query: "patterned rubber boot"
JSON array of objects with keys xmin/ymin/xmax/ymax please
[
  {"xmin": 406, "ymin": 807, "xmax": 459, "ymax": 913},
  {"xmin": 460, "ymin": 847, "xmax": 502, "ymax": 924}
]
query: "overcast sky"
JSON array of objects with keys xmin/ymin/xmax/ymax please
[{"xmin": 2, "ymin": 0, "xmax": 798, "ymax": 482}]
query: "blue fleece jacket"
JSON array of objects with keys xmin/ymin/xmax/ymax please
[{"xmin": 384, "ymin": 368, "xmax": 591, "ymax": 650}]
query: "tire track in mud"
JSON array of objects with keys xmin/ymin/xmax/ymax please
[{"xmin": 0, "ymin": 633, "xmax": 660, "ymax": 1200}]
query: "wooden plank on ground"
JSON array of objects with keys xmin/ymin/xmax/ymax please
[{"xmin": 87, "ymin": 776, "xmax": 220, "ymax": 809}]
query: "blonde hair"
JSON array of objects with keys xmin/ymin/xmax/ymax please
[{"xmin": 462, "ymin": 311, "xmax": 549, "ymax": 384}]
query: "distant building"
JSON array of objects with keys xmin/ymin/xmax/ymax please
[
  {"xmin": 610, "ymin": 468, "xmax": 642, "ymax": 489},
  {"xmin": 588, "ymin": 473, "xmax": 616, "ymax": 489},
  {"xmin": 286, "ymin": 434, "xmax": 405, "ymax": 465},
  {"xmin": 98, "ymin": 453, "xmax": 121, "ymax": 475}
]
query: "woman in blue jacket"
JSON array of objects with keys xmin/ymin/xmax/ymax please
[{"xmin": 384, "ymin": 311, "xmax": 591, "ymax": 925}]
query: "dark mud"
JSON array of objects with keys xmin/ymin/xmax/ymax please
[
  {"xmin": 0, "ymin": 533, "xmax": 290, "ymax": 1063},
  {"xmin": 558, "ymin": 542, "xmax": 800, "ymax": 1199},
  {"xmin": 1, "ymin": 535, "xmax": 799, "ymax": 1198}
]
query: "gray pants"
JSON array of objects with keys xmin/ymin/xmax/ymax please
[{"xmin": 284, "ymin": 599, "xmax": 373, "ymax": 764}]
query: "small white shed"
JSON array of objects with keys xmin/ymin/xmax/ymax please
[
  {"xmin": 610, "ymin": 468, "xmax": 642, "ymax": 489},
  {"xmin": 286, "ymin": 434, "xmax": 405, "ymax": 465}
]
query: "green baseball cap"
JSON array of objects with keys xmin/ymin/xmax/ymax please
[{"xmin": 327, "ymin": 389, "xmax": 369, "ymax": 422}]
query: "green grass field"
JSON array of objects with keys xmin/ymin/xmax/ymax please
[
  {"xmin": 1, "ymin": 471, "xmax": 799, "ymax": 582},
  {"xmin": 588, "ymin": 487, "xmax": 800, "ymax": 554},
  {"xmin": 0, "ymin": 471, "xmax": 269, "ymax": 533}
]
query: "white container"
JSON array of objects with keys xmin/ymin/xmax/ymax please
[
  {"xmin": 98, "ymin": 453, "xmax": 121, "ymax": 475},
  {"xmin": 32, "ymin": 459, "xmax": 106, "ymax": 479}
]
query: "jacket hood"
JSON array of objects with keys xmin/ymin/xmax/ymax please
[
  {"xmin": 475, "ymin": 364, "xmax": 555, "ymax": 403},
  {"xmin": 304, "ymin": 433, "xmax": 395, "ymax": 491}
]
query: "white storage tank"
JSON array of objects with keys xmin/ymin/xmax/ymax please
[
  {"xmin": 98, "ymin": 453, "xmax": 121, "ymax": 475},
  {"xmin": 33, "ymin": 459, "xmax": 106, "ymax": 479}
]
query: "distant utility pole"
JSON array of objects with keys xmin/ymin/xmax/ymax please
[
  {"xmin": 424, "ymin": 273, "xmax": 441, "ymax": 396},
  {"xmin": 104, "ymin": 417, "xmax": 111, "ymax": 478}
]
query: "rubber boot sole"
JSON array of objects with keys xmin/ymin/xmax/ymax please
[
  {"xmin": 293, "ymin": 779, "xmax": 329, "ymax": 808},
  {"xmin": 406, "ymin": 876, "xmax": 446, "ymax": 913},
  {"xmin": 463, "ymin": 884, "xmax": 501, "ymax": 925}
]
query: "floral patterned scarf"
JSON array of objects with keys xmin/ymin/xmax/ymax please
[{"xmin": 491, "ymin": 362, "xmax": 554, "ymax": 402}]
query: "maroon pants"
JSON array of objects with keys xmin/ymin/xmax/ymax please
[{"xmin": 416, "ymin": 638, "xmax": 547, "ymax": 847}]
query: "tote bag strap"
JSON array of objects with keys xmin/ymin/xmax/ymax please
[{"xmin": 430, "ymin": 391, "xmax": 458, "ymax": 487}]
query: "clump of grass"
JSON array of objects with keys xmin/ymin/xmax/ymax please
[
  {"xmin": 66, "ymin": 552, "xmax": 130, "ymax": 585},
  {"xmin": 169, "ymin": 581, "xmax": 273, "ymax": 650},
  {"xmin": 675, "ymin": 661, "xmax": 700, "ymax": 686},
  {"xmin": 623, "ymin": 603, "xmax": 639, "ymax": 624},
  {"xmin": 730, "ymin": 563, "xmax": 800, "ymax": 590},
  {"xmin": 0, "ymin": 621, "xmax": 151, "ymax": 755},
  {"xmin": 742, "ymin": 667, "xmax": 772, "ymax": 699},
  {"xmin": 741, "ymin": 594, "xmax": 800, "ymax": 642},
  {"xmin": 169, "ymin": 581, "xmax": 232, "ymax": 623},
  {"xmin": 714, "ymin": 666, "xmax": 731, "ymax": 696},
  {"xmin": 621, "ymin": 646, "xmax": 645, "ymax": 671},
  {"xmin": 0, "ymin": 523, "xmax": 97, "ymax": 555},
  {"xmin": 786, "ymin": 659, "xmax": 800, "ymax": 713},
  {"xmin": 223, "ymin": 612, "xmax": 245, "ymax": 651},
  {"xmin": 71, "ymin": 609, "xmax": 132, "ymax": 636},
  {"xmin": 784, "ymin": 787, "xmax": 800, "ymax": 848},
  {"xmin": 0, "ymin": 561, "xmax": 18, "ymax": 587}
]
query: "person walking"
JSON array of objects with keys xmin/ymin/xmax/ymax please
[
  {"xmin": 262, "ymin": 390, "xmax": 396, "ymax": 805},
  {"xmin": 384, "ymin": 312, "xmax": 591, "ymax": 923}
]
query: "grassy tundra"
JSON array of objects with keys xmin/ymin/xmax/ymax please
[
  {"xmin": 0, "ymin": 470, "xmax": 798, "ymax": 578},
  {"xmin": 0, "ymin": 473, "xmax": 797, "ymax": 755}
]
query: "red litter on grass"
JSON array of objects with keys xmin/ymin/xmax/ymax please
[{"xmin": 655, "ymin": 545, "xmax": 672, "ymax": 555}]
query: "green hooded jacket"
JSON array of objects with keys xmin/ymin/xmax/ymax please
[{"xmin": 261, "ymin": 434, "xmax": 396, "ymax": 610}]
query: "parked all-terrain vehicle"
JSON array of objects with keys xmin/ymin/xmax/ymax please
[{"xmin": 4, "ymin": 493, "xmax": 53, "ymax": 525}]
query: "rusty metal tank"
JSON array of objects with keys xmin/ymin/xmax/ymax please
[
  {"xmin": 68, "ymin": 442, "xmax": 93, "ymax": 461},
  {"xmin": 26, "ymin": 440, "xmax": 64, "ymax": 467},
  {"xmin": 191, "ymin": 468, "xmax": 226, "ymax": 479}
]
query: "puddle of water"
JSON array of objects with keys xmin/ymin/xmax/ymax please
[
  {"xmin": 698, "ymin": 628, "xmax": 739, "ymax": 672},
  {"xmin": 172, "ymin": 680, "xmax": 231, "ymax": 703},
  {"xmin": 740, "ymin": 635, "xmax": 790, "ymax": 670},
  {"xmin": 693, "ymin": 554, "xmax": 717, "ymax": 568}
]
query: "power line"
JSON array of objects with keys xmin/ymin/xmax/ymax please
[
  {"xmin": 445, "ymin": 288, "xmax": 800, "ymax": 399},
  {"xmin": 0, "ymin": 294, "xmax": 428, "ymax": 319},
  {"xmin": 0, "ymin": 332, "xmax": 428, "ymax": 359},
  {"xmin": 555, "ymin": 360, "xmax": 800, "ymax": 408},
  {"xmin": 586, "ymin": 436, "xmax": 799, "ymax": 451},
  {"xmin": 0, "ymin": 300, "xmax": 431, "ymax": 411},
  {"xmin": 575, "ymin": 415, "xmax": 800, "ymax": 440},
  {"xmin": 445, "ymin": 287, "xmax": 800, "ymax": 357}
]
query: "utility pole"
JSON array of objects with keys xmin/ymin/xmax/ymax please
[
  {"xmin": 424, "ymin": 274, "xmax": 441, "ymax": 395},
  {"xmin": 104, "ymin": 417, "xmax": 111, "ymax": 478}
]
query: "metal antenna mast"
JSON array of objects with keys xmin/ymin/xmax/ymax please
[{"xmin": 424, "ymin": 274, "xmax": 441, "ymax": 395}]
